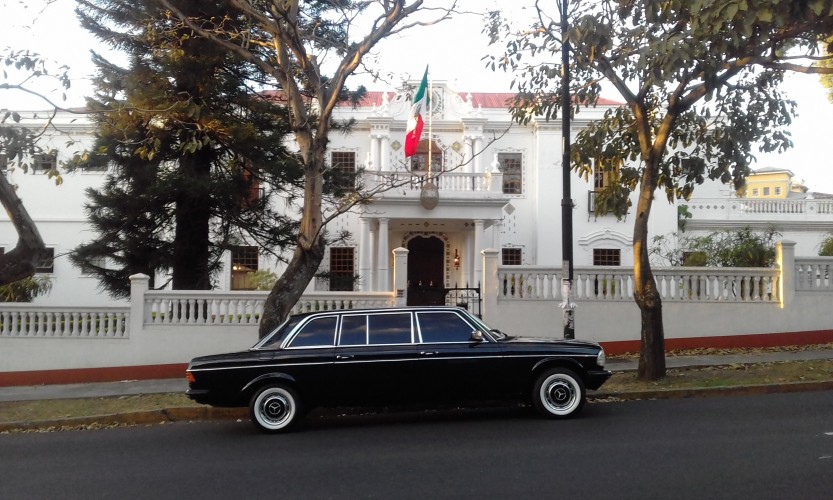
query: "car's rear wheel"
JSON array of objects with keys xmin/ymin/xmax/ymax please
[
  {"xmin": 532, "ymin": 368, "xmax": 585, "ymax": 419},
  {"xmin": 249, "ymin": 384, "xmax": 303, "ymax": 433}
]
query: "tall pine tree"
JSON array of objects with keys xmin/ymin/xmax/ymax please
[{"xmin": 71, "ymin": 0, "xmax": 302, "ymax": 297}]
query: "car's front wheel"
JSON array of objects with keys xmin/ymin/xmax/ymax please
[
  {"xmin": 249, "ymin": 384, "xmax": 303, "ymax": 433},
  {"xmin": 532, "ymin": 368, "xmax": 585, "ymax": 419}
]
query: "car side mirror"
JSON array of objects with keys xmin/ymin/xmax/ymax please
[{"xmin": 470, "ymin": 330, "xmax": 484, "ymax": 342}]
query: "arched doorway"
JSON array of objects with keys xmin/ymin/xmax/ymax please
[{"xmin": 407, "ymin": 235, "xmax": 445, "ymax": 306}]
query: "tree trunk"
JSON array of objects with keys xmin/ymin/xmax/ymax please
[
  {"xmin": 258, "ymin": 235, "xmax": 326, "ymax": 338},
  {"xmin": 633, "ymin": 164, "xmax": 666, "ymax": 380},
  {"xmin": 258, "ymin": 138, "xmax": 328, "ymax": 337},
  {"xmin": 0, "ymin": 169, "xmax": 47, "ymax": 285},
  {"xmin": 172, "ymin": 150, "xmax": 212, "ymax": 290}
]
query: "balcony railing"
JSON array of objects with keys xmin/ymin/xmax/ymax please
[
  {"xmin": 363, "ymin": 170, "xmax": 505, "ymax": 199},
  {"xmin": 686, "ymin": 197, "xmax": 833, "ymax": 221},
  {"xmin": 497, "ymin": 265, "xmax": 781, "ymax": 303}
]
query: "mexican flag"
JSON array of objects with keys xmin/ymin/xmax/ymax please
[{"xmin": 405, "ymin": 67, "xmax": 428, "ymax": 158}]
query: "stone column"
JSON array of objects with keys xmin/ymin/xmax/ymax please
[
  {"xmin": 370, "ymin": 134, "xmax": 381, "ymax": 172},
  {"xmin": 777, "ymin": 240, "xmax": 796, "ymax": 308},
  {"xmin": 491, "ymin": 219, "xmax": 502, "ymax": 249},
  {"xmin": 473, "ymin": 137, "xmax": 484, "ymax": 173},
  {"xmin": 392, "ymin": 247, "xmax": 409, "ymax": 307},
  {"xmin": 359, "ymin": 218, "xmax": 372, "ymax": 292},
  {"xmin": 378, "ymin": 218, "xmax": 390, "ymax": 291},
  {"xmin": 369, "ymin": 220, "xmax": 378, "ymax": 292},
  {"xmin": 379, "ymin": 135, "xmax": 389, "ymax": 171},
  {"xmin": 464, "ymin": 137, "xmax": 474, "ymax": 174},
  {"xmin": 481, "ymin": 249, "xmax": 500, "ymax": 325},
  {"xmin": 128, "ymin": 273, "xmax": 150, "ymax": 335},
  {"xmin": 473, "ymin": 219, "xmax": 485, "ymax": 281}
]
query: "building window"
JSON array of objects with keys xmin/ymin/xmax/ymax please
[
  {"xmin": 502, "ymin": 247, "xmax": 522, "ymax": 265},
  {"xmin": 763, "ymin": 187, "xmax": 770, "ymax": 196},
  {"xmin": 594, "ymin": 167, "xmax": 609, "ymax": 189},
  {"xmin": 775, "ymin": 187, "xmax": 782, "ymax": 196},
  {"xmin": 81, "ymin": 256, "xmax": 108, "ymax": 276},
  {"xmin": 240, "ymin": 165, "xmax": 263, "ymax": 209},
  {"xmin": 752, "ymin": 188, "xmax": 759, "ymax": 197},
  {"xmin": 410, "ymin": 139, "xmax": 443, "ymax": 173},
  {"xmin": 497, "ymin": 152, "xmax": 522, "ymax": 194},
  {"xmin": 330, "ymin": 151, "xmax": 357, "ymax": 189},
  {"xmin": 33, "ymin": 152, "xmax": 57, "ymax": 173},
  {"xmin": 328, "ymin": 247, "xmax": 355, "ymax": 291},
  {"xmin": 36, "ymin": 248, "xmax": 55, "ymax": 273},
  {"xmin": 231, "ymin": 246, "xmax": 259, "ymax": 290},
  {"xmin": 593, "ymin": 248, "xmax": 621, "ymax": 266}
]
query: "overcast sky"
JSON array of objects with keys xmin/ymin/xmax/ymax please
[{"xmin": 2, "ymin": 0, "xmax": 831, "ymax": 194}]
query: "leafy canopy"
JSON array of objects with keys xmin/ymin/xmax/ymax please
[{"xmin": 488, "ymin": 0, "xmax": 833, "ymax": 213}]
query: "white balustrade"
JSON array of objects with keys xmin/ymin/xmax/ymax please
[
  {"xmin": 497, "ymin": 265, "xmax": 781, "ymax": 303},
  {"xmin": 0, "ymin": 306, "xmax": 129, "ymax": 338},
  {"xmin": 363, "ymin": 171, "xmax": 502, "ymax": 195},
  {"xmin": 686, "ymin": 197, "xmax": 833, "ymax": 220},
  {"xmin": 795, "ymin": 258, "xmax": 833, "ymax": 291}
]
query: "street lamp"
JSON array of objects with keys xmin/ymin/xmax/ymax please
[{"xmin": 560, "ymin": 0, "xmax": 576, "ymax": 339}]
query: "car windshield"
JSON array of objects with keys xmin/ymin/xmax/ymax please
[{"xmin": 252, "ymin": 315, "xmax": 305, "ymax": 349}]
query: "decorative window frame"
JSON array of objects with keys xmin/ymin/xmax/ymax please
[
  {"xmin": 496, "ymin": 149, "xmax": 525, "ymax": 197},
  {"xmin": 501, "ymin": 245, "xmax": 524, "ymax": 266}
]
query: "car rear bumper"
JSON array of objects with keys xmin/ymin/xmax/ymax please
[{"xmin": 186, "ymin": 388, "xmax": 240, "ymax": 407}]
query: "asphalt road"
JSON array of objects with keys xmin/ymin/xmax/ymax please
[{"xmin": 2, "ymin": 391, "xmax": 832, "ymax": 500}]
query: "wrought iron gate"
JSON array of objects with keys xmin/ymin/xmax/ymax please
[{"xmin": 443, "ymin": 285, "xmax": 482, "ymax": 318}]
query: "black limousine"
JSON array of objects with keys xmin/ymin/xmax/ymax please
[{"xmin": 186, "ymin": 306, "xmax": 611, "ymax": 432}]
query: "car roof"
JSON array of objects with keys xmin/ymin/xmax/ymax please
[{"xmin": 289, "ymin": 306, "xmax": 468, "ymax": 320}]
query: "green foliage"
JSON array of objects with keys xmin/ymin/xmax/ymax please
[
  {"xmin": 488, "ymin": 0, "xmax": 833, "ymax": 217},
  {"xmin": 0, "ymin": 275, "xmax": 52, "ymax": 302},
  {"xmin": 247, "ymin": 269, "xmax": 277, "ymax": 291},
  {"xmin": 71, "ymin": 0, "xmax": 304, "ymax": 297},
  {"xmin": 677, "ymin": 204, "xmax": 693, "ymax": 232},
  {"xmin": 489, "ymin": 0, "xmax": 833, "ymax": 377},
  {"xmin": 819, "ymin": 233, "xmax": 833, "ymax": 256},
  {"xmin": 651, "ymin": 227, "xmax": 780, "ymax": 268}
]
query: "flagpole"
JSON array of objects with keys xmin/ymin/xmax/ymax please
[{"xmin": 428, "ymin": 75, "xmax": 433, "ymax": 180}]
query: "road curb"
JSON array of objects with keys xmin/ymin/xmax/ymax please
[
  {"xmin": 0, "ymin": 406, "xmax": 247, "ymax": 433},
  {"xmin": 3, "ymin": 381, "xmax": 833, "ymax": 432},
  {"xmin": 589, "ymin": 380, "xmax": 833, "ymax": 401}
]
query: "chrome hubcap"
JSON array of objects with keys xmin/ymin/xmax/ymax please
[
  {"xmin": 256, "ymin": 390, "xmax": 293, "ymax": 428},
  {"xmin": 541, "ymin": 376, "xmax": 578, "ymax": 414}
]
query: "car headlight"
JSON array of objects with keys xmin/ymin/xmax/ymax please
[{"xmin": 596, "ymin": 349, "xmax": 606, "ymax": 368}]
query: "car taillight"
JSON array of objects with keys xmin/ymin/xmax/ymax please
[{"xmin": 185, "ymin": 371, "xmax": 195, "ymax": 384}]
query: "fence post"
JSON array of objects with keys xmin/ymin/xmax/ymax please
[
  {"xmin": 481, "ymin": 248, "xmax": 499, "ymax": 324},
  {"xmin": 392, "ymin": 247, "xmax": 409, "ymax": 307},
  {"xmin": 128, "ymin": 274, "xmax": 149, "ymax": 334},
  {"xmin": 777, "ymin": 240, "xmax": 796, "ymax": 309}
]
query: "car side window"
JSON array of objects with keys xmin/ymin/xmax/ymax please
[
  {"xmin": 417, "ymin": 312, "xmax": 477, "ymax": 343},
  {"xmin": 367, "ymin": 313, "xmax": 412, "ymax": 345},
  {"xmin": 286, "ymin": 316, "xmax": 337, "ymax": 348},
  {"xmin": 339, "ymin": 314, "xmax": 367, "ymax": 346}
]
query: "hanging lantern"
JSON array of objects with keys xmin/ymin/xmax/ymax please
[{"xmin": 420, "ymin": 180, "xmax": 439, "ymax": 210}]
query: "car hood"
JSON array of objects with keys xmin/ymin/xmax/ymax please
[{"xmin": 501, "ymin": 336, "xmax": 602, "ymax": 350}]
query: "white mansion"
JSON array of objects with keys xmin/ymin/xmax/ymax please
[{"xmin": 2, "ymin": 81, "xmax": 831, "ymax": 308}]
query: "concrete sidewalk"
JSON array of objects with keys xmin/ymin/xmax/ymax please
[{"xmin": 1, "ymin": 349, "xmax": 831, "ymax": 403}]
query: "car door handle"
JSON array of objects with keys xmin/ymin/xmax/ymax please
[
  {"xmin": 336, "ymin": 355, "xmax": 354, "ymax": 360},
  {"xmin": 420, "ymin": 351, "xmax": 438, "ymax": 356}
]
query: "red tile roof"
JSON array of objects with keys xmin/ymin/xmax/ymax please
[
  {"xmin": 346, "ymin": 91, "xmax": 621, "ymax": 108},
  {"xmin": 261, "ymin": 89, "xmax": 621, "ymax": 109}
]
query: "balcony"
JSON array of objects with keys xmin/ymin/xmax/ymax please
[
  {"xmin": 362, "ymin": 170, "xmax": 506, "ymax": 202},
  {"xmin": 684, "ymin": 197, "xmax": 833, "ymax": 227}
]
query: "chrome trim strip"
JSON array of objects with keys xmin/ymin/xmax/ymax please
[{"xmin": 190, "ymin": 353, "xmax": 599, "ymax": 372}]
